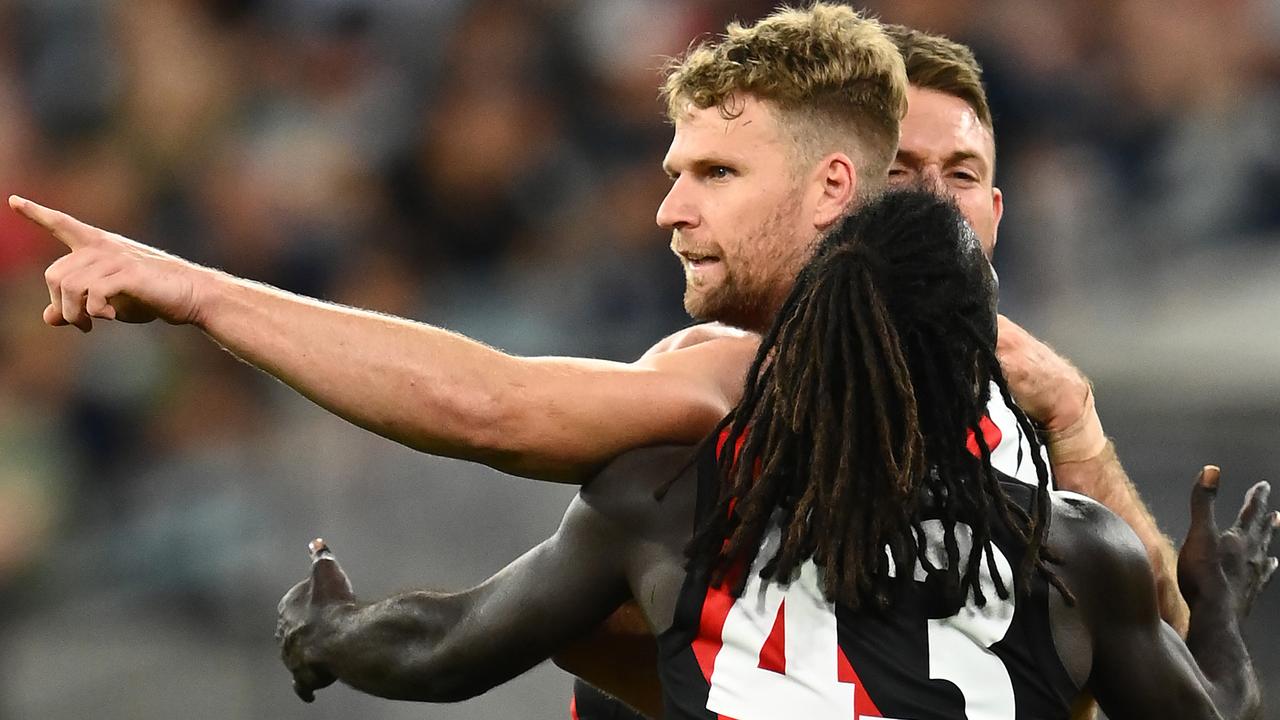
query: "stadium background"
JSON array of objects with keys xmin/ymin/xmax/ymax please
[{"xmin": 0, "ymin": 0, "xmax": 1276, "ymax": 717}]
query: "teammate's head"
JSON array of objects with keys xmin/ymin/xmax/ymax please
[
  {"xmin": 657, "ymin": 3, "xmax": 907, "ymax": 331},
  {"xmin": 886, "ymin": 25, "xmax": 1003, "ymax": 257},
  {"xmin": 692, "ymin": 188, "xmax": 1063, "ymax": 611}
]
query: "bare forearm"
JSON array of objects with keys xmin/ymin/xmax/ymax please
[
  {"xmin": 997, "ymin": 317, "xmax": 1181, "ymax": 623},
  {"xmin": 22, "ymin": 197, "xmax": 732, "ymax": 481},
  {"xmin": 1053, "ymin": 442, "xmax": 1188, "ymax": 634},
  {"xmin": 1183, "ymin": 596, "xmax": 1261, "ymax": 720},
  {"xmin": 194, "ymin": 273, "xmax": 731, "ymax": 481},
  {"xmin": 314, "ymin": 592, "xmax": 509, "ymax": 703},
  {"xmin": 198, "ymin": 274, "xmax": 521, "ymax": 460}
]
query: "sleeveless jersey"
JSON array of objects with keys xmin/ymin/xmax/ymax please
[
  {"xmin": 655, "ymin": 445, "xmax": 1077, "ymax": 720},
  {"xmin": 570, "ymin": 386, "xmax": 1053, "ymax": 720}
]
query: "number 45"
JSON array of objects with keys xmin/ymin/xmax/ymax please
[{"xmin": 706, "ymin": 520, "xmax": 1017, "ymax": 720}]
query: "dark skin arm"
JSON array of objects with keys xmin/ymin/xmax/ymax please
[
  {"xmin": 564, "ymin": 321, "xmax": 1183, "ymax": 720},
  {"xmin": 562, "ymin": 466, "xmax": 1278, "ymax": 720},
  {"xmin": 276, "ymin": 446, "xmax": 699, "ymax": 709},
  {"xmin": 279, "ymin": 457, "xmax": 1273, "ymax": 717},
  {"xmin": 1049, "ymin": 467, "xmax": 1276, "ymax": 720}
]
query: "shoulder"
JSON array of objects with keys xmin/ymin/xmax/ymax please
[
  {"xmin": 1047, "ymin": 491, "xmax": 1158, "ymax": 621},
  {"xmin": 640, "ymin": 323, "xmax": 759, "ymax": 359},
  {"xmin": 1049, "ymin": 491, "xmax": 1150, "ymax": 571},
  {"xmin": 636, "ymin": 332, "xmax": 758, "ymax": 413}
]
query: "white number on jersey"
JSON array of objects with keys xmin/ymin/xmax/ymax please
[{"xmin": 705, "ymin": 520, "xmax": 1016, "ymax": 720}]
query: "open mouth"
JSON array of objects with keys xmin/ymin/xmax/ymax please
[{"xmin": 681, "ymin": 252, "xmax": 720, "ymax": 267}]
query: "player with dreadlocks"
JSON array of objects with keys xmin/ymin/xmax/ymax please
[
  {"xmin": 276, "ymin": 189, "xmax": 1274, "ymax": 719},
  {"xmin": 690, "ymin": 186, "xmax": 1062, "ymax": 617}
]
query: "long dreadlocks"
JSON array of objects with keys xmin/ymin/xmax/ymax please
[{"xmin": 688, "ymin": 187, "xmax": 1071, "ymax": 612}]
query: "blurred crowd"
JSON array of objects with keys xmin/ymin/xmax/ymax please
[{"xmin": 0, "ymin": 1, "xmax": 1276, "ymax": 718}]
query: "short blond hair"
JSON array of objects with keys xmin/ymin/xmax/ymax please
[
  {"xmin": 662, "ymin": 3, "xmax": 907, "ymax": 188},
  {"xmin": 885, "ymin": 24, "xmax": 993, "ymax": 130}
]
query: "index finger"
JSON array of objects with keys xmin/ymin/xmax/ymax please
[
  {"xmin": 8, "ymin": 195, "xmax": 97, "ymax": 250},
  {"xmin": 1232, "ymin": 481, "xmax": 1272, "ymax": 535}
]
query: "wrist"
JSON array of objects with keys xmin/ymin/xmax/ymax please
[
  {"xmin": 184, "ymin": 263, "xmax": 219, "ymax": 330},
  {"xmin": 1045, "ymin": 386, "xmax": 1108, "ymax": 464},
  {"xmin": 309, "ymin": 602, "xmax": 359, "ymax": 669},
  {"xmin": 188, "ymin": 265, "xmax": 245, "ymax": 332}
]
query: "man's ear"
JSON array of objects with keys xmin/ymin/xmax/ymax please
[
  {"xmin": 811, "ymin": 153, "xmax": 857, "ymax": 229},
  {"xmin": 990, "ymin": 185, "xmax": 1004, "ymax": 254}
]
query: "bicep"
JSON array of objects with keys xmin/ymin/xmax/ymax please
[
  {"xmin": 501, "ymin": 340, "xmax": 750, "ymax": 482},
  {"xmin": 439, "ymin": 495, "xmax": 634, "ymax": 689}
]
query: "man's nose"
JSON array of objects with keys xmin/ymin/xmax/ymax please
[
  {"xmin": 919, "ymin": 167, "xmax": 948, "ymax": 196},
  {"xmin": 656, "ymin": 178, "xmax": 698, "ymax": 231}
]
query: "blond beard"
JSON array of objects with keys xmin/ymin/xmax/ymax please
[{"xmin": 683, "ymin": 199, "xmax": 812, "ymax": 332}]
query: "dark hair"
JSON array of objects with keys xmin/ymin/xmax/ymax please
[{"xmin": 688, "ymin": 188, "xmax": 1068, "ymax": 611}]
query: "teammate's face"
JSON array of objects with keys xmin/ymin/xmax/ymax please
[
  {"xmin": 657, "ymin": 97, "xmax": 817, "ymax": 332},
  {"xmin": 891, "ymin": 86, "xmax": 1003, "ymax": 258}
]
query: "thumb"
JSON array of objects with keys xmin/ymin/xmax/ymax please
[
  {"xmin": 308, "ymin": 538, "xmax": 355, "ymax": 603},
  {"xmin": 9, "ymin": 195, "xmax": 96, "ymax": 250},
  {"xmin": 1188, "ymin": 465, "xmax": 1221, "ymax": 535},
  {"xmin": 43, "ymin": 303, "xmax": 70, "ymax": 327}
]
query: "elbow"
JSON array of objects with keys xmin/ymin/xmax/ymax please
[
  {"xmin": 346, "ymin": 645, "xmax": 495, "ymax": 704},
  {"xmin": 446, "ymin": 383, "xmax": 592, "ymax": 482},
  {"xmin": 408, "ymin": 667, "xmax": 493, "ymax": 704},
  {"xmin": 395, "ymin": 376, "xmax": 527, "ymax": 467},
  {"xmin": 455, "ymin": 385, "xmax": 548, "ymax": 475},
  {"xmin": 411, "ymin": 643, "xmax": 510, "ymax": 703},
  {"xmin": 443, "ymin": 383, "xmax": 513, "ymax": 456}
]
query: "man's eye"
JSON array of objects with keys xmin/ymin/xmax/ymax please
[
  {"xmin": 709, "ymin": 166, "xmax": 732, "ymax": 179},
  {"xmin": 951, "ymin": 170, "xmax": 978, "ymax": 183}
]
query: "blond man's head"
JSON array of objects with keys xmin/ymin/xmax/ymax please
[{"xmin": 662, "ymin": 3, "xmax": 907, "ymax": 191}]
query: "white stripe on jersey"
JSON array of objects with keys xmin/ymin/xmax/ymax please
[{"xmin": 984, "ymin": 381, "xmax": 1054, "ymax": 488}]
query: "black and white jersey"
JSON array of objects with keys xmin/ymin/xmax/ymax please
[{"xmin": 655, "ymin": 447, "xmax": 1077, "ymax": 720}]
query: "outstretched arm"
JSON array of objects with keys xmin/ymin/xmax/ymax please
[
  {"xmin": 14, "ymin": 195, "xmax": 755, "ymax": 483},
  {"xmin": 276, "ymin": 497, "xmax": 633, "ymax": 703},
  {"xmin": 998, "ymin": 314, "xmax": 1186, "ymax": 634},
  {"xmin": 1062, "ymin": 467, "xmax": 1275, "ymax": 720},
  {"xmin": 275, "ymin": 445, "xmax": 698, "ymax": 705}
]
